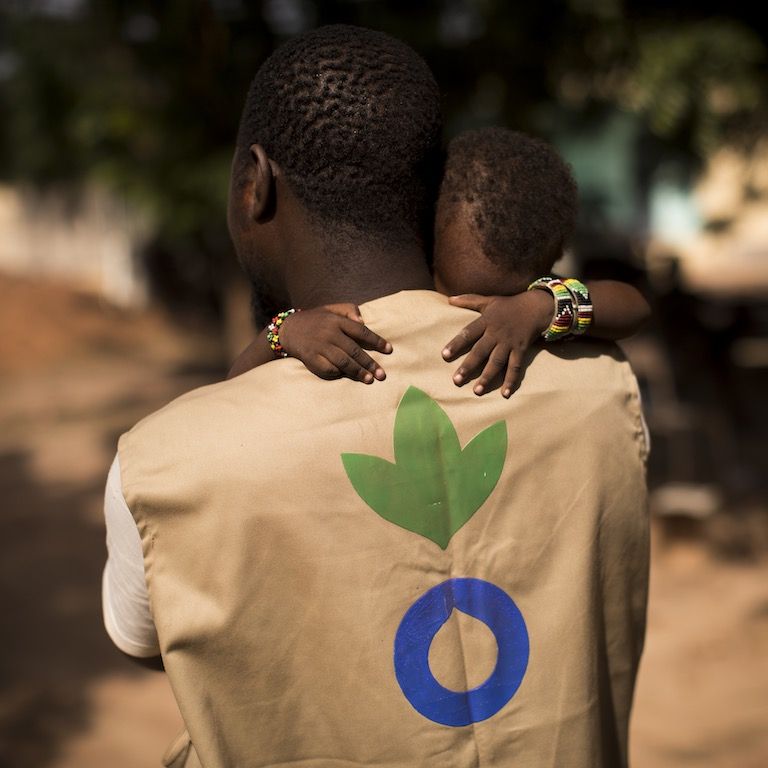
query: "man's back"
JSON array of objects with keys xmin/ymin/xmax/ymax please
[{"xmin": 118, "ymin": 290, "xmax": 649, "ymax": 768}]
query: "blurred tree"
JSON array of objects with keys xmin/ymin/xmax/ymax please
[
  {"xmin": 1, "ymin": 1, "xmax": 276, "ymax": 316},
  {"xmin": 1, "ymin": 0, "xmax": 766, "ymax": 319}
]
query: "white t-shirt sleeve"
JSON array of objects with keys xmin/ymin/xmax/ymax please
[
  {"xmin": 636, "ymin": 387, "xmax": 652, "ymax": 463},
  {"xmin": 102, "ymin": 454, "xmax": 161, "ymax": 658}
]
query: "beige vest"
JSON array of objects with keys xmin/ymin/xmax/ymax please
[{"xmin": 119, "ymin": 290, "xmax": 649, "ymax": 768}]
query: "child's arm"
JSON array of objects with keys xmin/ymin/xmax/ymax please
[
  {"xmin": 583, "ymin": 280, "xmax": 650, "ymax": 340},
  {"xmin": 227, "ymin": 304, "xmax": 392, "ymax": 382},
  {"xmin": 227, "ymin": 327, "xmax": 279, "ymax": 379},
  {"xmin": 442, "ymin": 280, "xmax": 650, "ymax": 398}
]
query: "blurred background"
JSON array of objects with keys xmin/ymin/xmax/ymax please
[{"xmin": 1, "ymin": 1, "xmax": 767, "ymax": 766}]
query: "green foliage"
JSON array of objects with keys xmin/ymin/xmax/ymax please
[
  {"xmin": 1, "ymin": 2, "xmax": 273, "ymax": 240},
  {"xmin": 625, "ymin": 20, "xmax": 766, "ymax": 154},
  {"xmin": 342, "ymin": 386, "xmax": 507, "ymax": 549},
  {"xmin": 1, "ymin": 1, "xmax": 766, "ymax": 306}
]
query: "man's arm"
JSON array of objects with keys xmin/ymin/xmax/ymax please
[{"xmin": 102, "ymin": 455, "xmax": 164, "ymax": 668}]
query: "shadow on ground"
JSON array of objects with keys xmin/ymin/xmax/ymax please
[{"xmin": 0, "ymin": 449, "xmax": 145, "ymax": 768}]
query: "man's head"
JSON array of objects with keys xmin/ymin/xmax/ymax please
[
  {"xmin": 228, "ymin": 25, "xmax": 442, "ymax": 310},
  {"xmin": 433, "ymin": 128, "xmax": 578, "ymax": 296}
]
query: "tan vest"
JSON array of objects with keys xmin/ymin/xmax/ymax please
[{"xmin": 119, "ymin": 290, "xmax": 649, "ymax": 768}]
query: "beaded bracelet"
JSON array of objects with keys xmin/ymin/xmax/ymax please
[
  {"xmin": 266, "ymin": 308, "xmax": 300, "ymax": 358},
  {"xmin": 563, "ymin": 278, "xmax": 593, "ymax": 336},
  {"xmin": 527, "ymin": 276, "xmax": 576, "ymax": 341}
]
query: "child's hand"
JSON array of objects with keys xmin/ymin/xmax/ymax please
[
  {"xmin": 280, "ymin": 303, "xmax": 392, "ymax": 383},
  {"xmin": 441, "ymin": 292, "xmax": 552, "ymax": 397}
]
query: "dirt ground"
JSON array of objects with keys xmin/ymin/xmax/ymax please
[{"xmin": 1, "ymin": 273, "xmax": 766, "ymax": 767}]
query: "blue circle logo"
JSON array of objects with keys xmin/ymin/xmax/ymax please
[{"xmin": 394, "ymin": 577, "xmax": 529, "ymax": 727}]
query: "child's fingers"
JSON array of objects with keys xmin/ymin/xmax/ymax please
[
  {"xmin": 501, "ymin": 351, "xmax": 524, "ymax": 398},
  {"xmin": 442, "ymin": 317, "xmax": 486, "ymax": 361},
  {"xmin": 448, "ymin": 294, "xmax": 490, "ymax": 312},
  {"xmin": 451, "ymin": 336, "xmax": 495, "ymax": 386},
  {"xmin": 306, "ymin": 355, "xmax": 343, "ymax": 380},
  {"xmin": 472, "ymin": 345, "xmax": 511, "ymax": 396},
  {"xmin": 340, "ymin": 319, "xmax": 392, "ymax": 354},
  {"xmin": 334, "ymin": 336, "xmax": 386, "ymax": 381},
  {"xmin": 310, "ymin": 352, "xmax": 375, "ymax": 384},
  {"xmin": 325, "ymin": 303, "xmax": 363, "ymax": 322}
]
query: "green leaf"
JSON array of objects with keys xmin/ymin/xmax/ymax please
[{"xmin": 342, "ymin": 386, "xmax": 507, "ymax": 549}]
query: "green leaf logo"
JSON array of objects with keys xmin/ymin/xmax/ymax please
[{"xmin": 342, "ymin": 386, "xmax": 507, "ymax": 549}]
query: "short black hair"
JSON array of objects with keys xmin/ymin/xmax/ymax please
[
  {"xmin": 237, "ymin": 25, "xmax": 442, "ymax": 246},
  {"xmin": 439, "ymin": 128, "xmax": 578, "ymax": 275}
]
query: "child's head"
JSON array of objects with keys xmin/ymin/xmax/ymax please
[{"xmin": 434, "ymin": 127, "xmax": 578, "ymax": 296}]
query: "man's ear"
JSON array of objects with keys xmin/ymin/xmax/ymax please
[{"xmin": 247, "ymin": 144, "xmax": 276, "ymax": 221}]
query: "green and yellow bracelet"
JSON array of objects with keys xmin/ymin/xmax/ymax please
[
  {"xmin": 527, "ymin": 276, "xmax": 576, "ymax": 341},
  {"xmin": 563, "ymin": 278, "xmax": 593, "ymax": 336}
]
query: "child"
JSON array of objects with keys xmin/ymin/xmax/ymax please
[{"xmin": 228, "ymin": 127, "xmax": 650, "ymax": 397}]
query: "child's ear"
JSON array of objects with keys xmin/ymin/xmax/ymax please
[{"xmin": 247, "ymin": 144, "xmax": 276, "ymax": 222}]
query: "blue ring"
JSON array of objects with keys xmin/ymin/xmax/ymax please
[{"xmin": 394, "ymin": 577, "xmax": 529, "ymax": 727}]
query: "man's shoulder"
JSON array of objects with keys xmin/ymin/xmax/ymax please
[
  {"xmin": 519, "ymin": 338, "xmax": 635, "ymax": 393},
  {"xmin": 121, "ymin": 360, "xmax": 299, "ymax": 442},
  {"xmin": 117, "ymin": 361, "xmax": 311, "ymax": 501},
  {"xmin": 532, "ymin": 338, "xmax": 630, "ymax": 372},
  {"xmin": 118, "ymin": 295, "xmax": 641, "ymax": 473},
  {"xmin": 123, "ymin": 376, "xmax": 234, "ymax": 437}
]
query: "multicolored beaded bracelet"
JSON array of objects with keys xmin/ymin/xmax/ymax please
[
  {"xmin": 266, "ymin": 308, "xmax": 300, "ymax": 358},
  {"xmin": 563, "ymin": 278, "xmax": 593, "ymax": 336},
  {"xmin": 527, "ymin": 276, "xmax": 576, "ymax": 341}
]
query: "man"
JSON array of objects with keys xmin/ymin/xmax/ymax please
[{"xmin": 103, "ymin": 25, "xmax": 649, "ymax": 768}]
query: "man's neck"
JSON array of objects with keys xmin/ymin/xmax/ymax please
[{"xmin": 284, "ymin": 241, "xmax": 434, "ymax": 309}]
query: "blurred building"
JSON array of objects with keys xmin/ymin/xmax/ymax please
[
  {"xmin": 650, "ymin": 140, "xmax": 768, "ymax": 298},
  {"xmin": 0, "ymin": 183, "xmax": 150, "ymax": 307}
]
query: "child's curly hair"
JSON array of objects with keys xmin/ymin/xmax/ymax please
[{"xmin": 439, "ymin": 127, "xmax": 578, "ymax": 275}]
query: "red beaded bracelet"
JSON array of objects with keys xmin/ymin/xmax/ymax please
[{"xmin": 266, "ymin": 308, "xmax": 300, "ymax": 358}]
